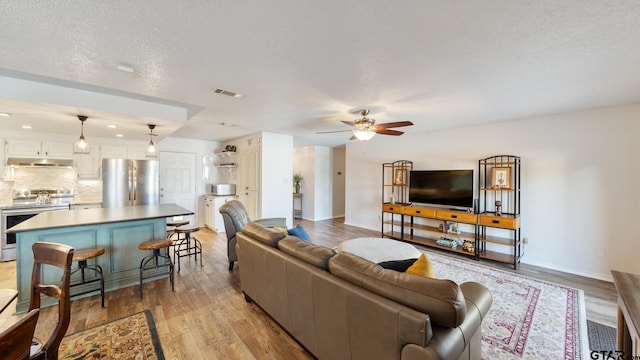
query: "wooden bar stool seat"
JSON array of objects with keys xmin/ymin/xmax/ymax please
[
  {"xmin": 174, "ymin": 226, "xmax": 202, "ymax": 272},
  {"xmin": 138, "ymin": 239, "xmax": 174, "ymax": 299},
  {"xmin": 166, "ymin": 220, "xmax": 189, "ymax": 239},
  {"xmin": 70, "ymin": 247, "xmax": 106, "ymax": 308}
]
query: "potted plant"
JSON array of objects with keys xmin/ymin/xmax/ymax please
[{"xmin": 293, "ymin": 173, "xmax": 303, "ymax": 194}]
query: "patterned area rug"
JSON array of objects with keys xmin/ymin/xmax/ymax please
[
  {"xmin": 422, "ymin": 249, "xmax": 589, "ymax": 360},
  {"xmin": 59, "ymin": 310, "xmax": 164, "ymax": 359}
]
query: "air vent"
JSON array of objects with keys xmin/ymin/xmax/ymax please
[{"xmin": 212, "ymin": 88, "xmax": 243, "ymax": 98}]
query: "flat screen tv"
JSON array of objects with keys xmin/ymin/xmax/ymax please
[{"xmin": 409, "ymin": 170, "xmax": 474, "ymax": 209}]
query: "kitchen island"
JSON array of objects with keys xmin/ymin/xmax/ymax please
[{"xmin": 6, "ymin": 204, "xmax": 193, "ymax": 312}]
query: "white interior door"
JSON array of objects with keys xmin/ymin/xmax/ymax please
[{"xmin": 159, "ymin": 151, "xmax": 196, "ymax": 223}]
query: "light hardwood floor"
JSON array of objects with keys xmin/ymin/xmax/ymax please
[{"xmin": 0, "ymin": 217, "xmax": 618, "ymax": 359}]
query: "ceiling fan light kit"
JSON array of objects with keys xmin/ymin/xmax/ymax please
[
  {"xmin": 73, "ymin": 115, "xmax": 91, "ymax": 154},
  {"xmin": 353, "ymin": 129, "xmax": 376, "ymax": 141},
  {"xmin": 317, "ymin": 108, "xmax": 414, "ymax": 142}
]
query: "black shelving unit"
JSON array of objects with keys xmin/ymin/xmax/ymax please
[{"xmin": 477, "ymin": 155, "xmax": 522, "ymax": 269}]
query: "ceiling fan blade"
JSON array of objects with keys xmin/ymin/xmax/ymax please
[
  {"xmin": 341, "ymin": 120, "xmax": 355, "ymax": 127},
  {"xmin": 316, "ymin": 129, "xmax": 352, "ymax": 134},
  {"xmin": 376, "ymin": 129, "xmax": 404, "ymax": 136},
  {"xmin": 376, "ymin": 121, "xmax": 414, "ymax": 129}
]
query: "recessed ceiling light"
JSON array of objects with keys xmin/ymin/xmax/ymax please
[
  {"xmin": 116, "ymin": 134, "xmax": 124, "ymax": 138},
  {"xmin": 21, "ymin": 125, "xmax": 32, "ymax": 129},
  {"xmin": 107, "ymin": 125, "xmax": 117, "ymax": 128},
  {"xmin": 0, "ymin": 112, "xmax": 10, "ymax": 117},
  {"xmin": 117, "ymin": 65, "xmax": 135, "ymax": 74}
]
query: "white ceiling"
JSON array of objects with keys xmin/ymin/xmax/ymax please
[{"xmin": 0, "ymin": 1, "xmax": 639, "ymax": 147}]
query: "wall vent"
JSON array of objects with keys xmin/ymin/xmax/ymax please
[{"xmin": 212, "ymin": 88, "xmax": 243, "ymax": 98}]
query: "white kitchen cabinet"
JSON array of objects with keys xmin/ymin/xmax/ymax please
[
  {"xmin": 6, "ymin": 139, "xmax": 73, "ymax": 159},
  {"xmin": 238, "ymin": 190, "xmax": 257, "ymax": 220},
  {"xmin": 237, "ymin": 149, "xmax": 258, "ymax": 191},
  {"xmin": 204, "ymin": 195, "xmax": 236, "ymax": 231},
  {"xmin": 127, "ymin": 145, "xmax": 148, "ymax": 160},
  {"xmin": 74, "ymin": 151, "xmax": 100, "ymax": 179},
  {"xmin": 101, "ymin": 145, "xmax": 127, "ymax": 159}
]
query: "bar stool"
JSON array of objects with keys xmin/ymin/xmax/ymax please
[
  {"xmin": 166, "ymin": 220, "xmax": 189, "ymax": 240},
  {"xmin": 174, "ymin": 226, "xmax": 202, "ymax": 272},
  {"xmin": 138, "ymin": 239, "xmax": 174, "ymax": 299},
  {"xmin": 167, "ymin": 219, "xmax": 190, "ymax": 263},
  {"xmin": 70, "ymin": 247, "xmax": 106, "ymax": 308}
]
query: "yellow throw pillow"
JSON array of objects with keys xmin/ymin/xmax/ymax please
[
  {"xmin": 405, "ymin": 253, "xmax": 436, "ymax": 279},
  {"xmin": 272, "ymin": 226, "xmax": 289, "ymax": 236}
]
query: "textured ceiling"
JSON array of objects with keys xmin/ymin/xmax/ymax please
[{"xmin": 0, "ymin": 1, "xmax": 639, "ymax": 147}]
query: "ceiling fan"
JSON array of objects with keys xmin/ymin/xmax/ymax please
[{"xmin": 317, "ymin": 109, "xmax": 413, "ymax": 141}]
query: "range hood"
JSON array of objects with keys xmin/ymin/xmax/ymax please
[{"xmin": 6, "ymin": 157, "xmax": 74, "ymax": 168}]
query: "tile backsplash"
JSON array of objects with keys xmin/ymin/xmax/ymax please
[{"xmin": 0, "ymin": 168, "xmax": 102, "ymax": 205}]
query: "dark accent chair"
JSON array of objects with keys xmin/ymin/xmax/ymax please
[
  {"xmin": 219, "ymin": 200, "xmax": 286, "ymax": 270},
  {"xmin": 29, "ymin": 242, "xmax": 74, "ymax": 360},
  {"xmin": 0, "ymin": 308, "xmax": 40, "ymax": 360}
]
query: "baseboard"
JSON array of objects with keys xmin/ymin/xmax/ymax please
[{"xmin": 520, "ymin": 258, "xmax": 613, "ymax": 282}]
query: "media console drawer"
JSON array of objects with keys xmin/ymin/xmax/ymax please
[
  {"xmin": 435, "ymin": 210, "xmax": 477, "ymax": 224},
  {"xmin": 478, "ymin": 214, "xmax": 519, "ymax": 229},
  {"xmin": 403, "ymin": 207, "xmax": 436, "ymax": 218},
  {"xmin": 382, "ymin": 204, "xmax": 403, "ymax": 213}
]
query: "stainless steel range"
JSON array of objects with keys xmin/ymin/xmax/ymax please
[{"xmin": 0, "ymin": 188, "xmax": 73, "ymax": 261}]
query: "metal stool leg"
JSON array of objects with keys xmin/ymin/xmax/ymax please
[
  {"xmin": 70, "ymin": 259, "xmax": 106, "ymax": 308},
  {"xmin": 139, "ymin": 248, "xmax": 175, "ymax": 299}
]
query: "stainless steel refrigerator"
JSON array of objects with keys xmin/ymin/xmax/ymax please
[{"xmin": 102, "ymin": 159, "xmax": 159, "ymax": 207}]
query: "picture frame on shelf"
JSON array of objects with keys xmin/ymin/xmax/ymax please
[
  {"xmin": 491, "ymin": 167, "xmax": 511, "ymax": 189},
  {"xmin": 394, "ymin": 168, "xmax": 407, "ymax": 185}
]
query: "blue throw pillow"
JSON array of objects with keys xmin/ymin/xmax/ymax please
[{"xmin": 288, "ymin": 224, "xmax": 311, "ymax": 242}]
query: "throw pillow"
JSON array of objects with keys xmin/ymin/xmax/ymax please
[
  {"xmin": 287, "ymin": 224, "xmax": 311, "ymax": 242},
  {"xmin": 272, "ymin": 226, "xmax": 289, "ymax": 236},
  {"xmin": 405, "ymin": 253, "xmax": 436, "ymax": 279},
  {"xmin": 377, "ymin": 258, "xmax": 419, "ymax": 272}
]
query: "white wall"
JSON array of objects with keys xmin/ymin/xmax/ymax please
[
  {"xmin": 345, "ymin": 104, "xmax": 640, "ymax": 280},
  {"xmin": 331, "ymin": 146, "xmax": 346, "ymax": 217},
  {"xmin": 294, "ymin": 146, "xmax": 317, "ymax": 220},
  {"xmin": 293, "ymin": 146, "xmax": 335, "ymax": 221}
]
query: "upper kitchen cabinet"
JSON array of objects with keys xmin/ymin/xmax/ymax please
[
  {"xmin": 101, "ymin": 145, "xmax": 128, "ymax": 159},
  {"xmin": 237, "ymin": 149, "xmax": 257, "ymax": 191},
  {"xmin": 74, "ymin": 150, "xmax": 100, "ymax": 179},
  {"xmin": 126, "ymin": 145, "xmax": 148, "ymax": 160},
  {"xmin": 6, "ymin": 139, "xmax": 73, "ymax": 159}
]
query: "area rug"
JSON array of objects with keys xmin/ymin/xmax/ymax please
[
  {"xmin": 422, "ymin": 249, "xmax": 589, "ymax": 360},
  {"xmin": 59, "ymin": 310, "xmax": 164, "ymax": 359}
]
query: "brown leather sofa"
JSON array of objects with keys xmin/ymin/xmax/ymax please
[{"xmin": 236, "ymin": 222, "xmax": 492, "ymax": 360}]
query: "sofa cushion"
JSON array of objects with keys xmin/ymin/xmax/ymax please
[
  {"xmin": 287, "ymin": 224, "xmax": 312, "ymax": 242},
  {"xmin": 278, "ymin": 236, "xmax": 336, "ymax": 270},
  {"xmin": 240, "ymin": 222, "xmax": 286, "ymax": 247},
  {"xmin": 406, "ymin": 253, "xmax": 436, "ymax": 279},
  {"xmin": 329, "ymin": 252, "xmax": 466, "ymax": 328},
  {"xmin": 377, "ymin": 258, "xmax": 418, "ymax": 272},
  {"xmin": 272, "ymin": 226, "xmax": 289, "ymax": 236}
]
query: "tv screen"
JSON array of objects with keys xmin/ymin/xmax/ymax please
[{"xmin": 409, "ymin": 170, "xmax": 474, "ymax": 208}]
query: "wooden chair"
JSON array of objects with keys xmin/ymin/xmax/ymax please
[
  {"xmin": 0, "ymin": 309, "xmax": 40, "ymax": 360},
  {"xmin": 29, "ymin": 242, "xmax": 74, "ymax": 360}
]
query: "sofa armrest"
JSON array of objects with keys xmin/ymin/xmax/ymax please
[
  {"xmin": 254, "ymin": 217, "xmax": 287, "ymax": 228},
  {"xmin": 460, "ymin": 282, "xmax": 492, "ymax": 321}
]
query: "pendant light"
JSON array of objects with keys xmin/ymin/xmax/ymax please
[
  {"xmin": 73, "ymin": 115, "xmax": 91, "ymax": 154},
  {"xmin": 145, "ymin": 124, "xmax": 158, "ymax": 158}
]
